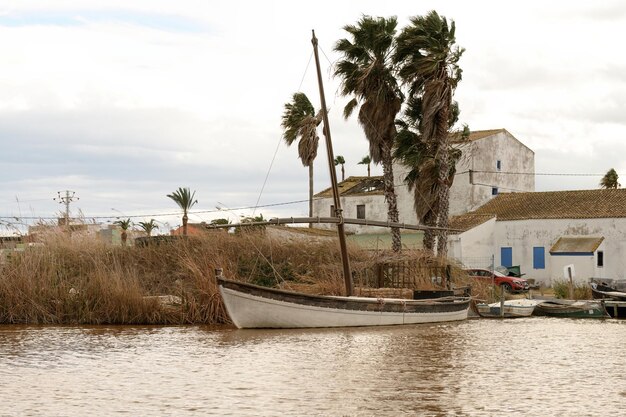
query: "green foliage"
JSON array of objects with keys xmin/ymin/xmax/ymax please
[
  {"xmin": 114, "ymin": 218, "xmax": 132, "ymax": 231},
  {"xmin": 138, "ymin": 219, "xmax": 159, "ymax": 236},
  {"xmin": 166, "ymin": 187, "xmax": 198, "ymax": 213},
  {"xmin": 600, "ymin": 168, "xmax": 620, "ymax": 189},
  {"xmin": 210, "ymin": 218, "xmax": 230, "ymax": 225},
  {"xmin": 552, "ymin": 280, "xmax": 592, "ymax": 300}
]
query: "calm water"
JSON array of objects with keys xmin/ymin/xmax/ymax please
[{"xmin": 1, "ymin": 319, "xmax": 625, "ymax": 416}]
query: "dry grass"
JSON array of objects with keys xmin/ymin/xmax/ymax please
[{"xmin": 0, "ymin": 229, "xmax": 462, "ymax": 324}]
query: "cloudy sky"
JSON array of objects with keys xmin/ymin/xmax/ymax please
[{"xmin": 1, "ymin": 1, "xmax": 625, "ymax": 234}]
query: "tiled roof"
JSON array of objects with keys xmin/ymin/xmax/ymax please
[
  {"xmin": 550, "ymin": 236, "xmax": 604, "ymax": 253},
  {"xmin": 450, "ymin": 128, "xmax": 506, "ymax": 143},
  {"xmin": 314, "ymin": 176, "xmax": 384, "ymax": 198},
  {"xmin": 469, "ymin": 189, "xmax": 626, "ymax": 220},
  {"xmin": 448, "ymin": 214, "xmax": 495, "ymax": 233}
]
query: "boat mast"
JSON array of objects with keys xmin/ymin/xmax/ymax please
[{"xmin": 311, "ymin": 30, "xmax": 353, "ymax": 296}]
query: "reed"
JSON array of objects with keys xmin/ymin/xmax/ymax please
[{"xmin": 0, "ymin": 228, "xmax": 460, "ymax": 325}]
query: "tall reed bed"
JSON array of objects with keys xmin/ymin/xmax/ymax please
[{"xmin": 0, "ymin": 229, "xmax": 463, "ymax": 325}]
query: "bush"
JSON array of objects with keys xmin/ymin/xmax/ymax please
[{"xmin": 552, "ymin": 280, "xmax": 591, "ymax": 300}]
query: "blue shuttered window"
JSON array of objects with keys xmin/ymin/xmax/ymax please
[
  {"xmin": 501, "ymin": 247, "xmax": 513, "ymax": 268},
  {"xmin": 533, "ymin": 247, "xmax": 545, "ymax": 269}
]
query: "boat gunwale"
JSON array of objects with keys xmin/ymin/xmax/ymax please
[{"xmin": 218, "ymin": 277, "xmax": 471, "ymax": 314}]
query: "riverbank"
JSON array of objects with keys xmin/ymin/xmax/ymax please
[{"xmin": 0, "ymin": 230, "xmax": 465, "ymax": 325}]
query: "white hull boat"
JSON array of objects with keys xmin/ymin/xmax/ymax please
[
  {"xmin": 476, "ymin": 299, "xmax": 539, "ymax": 318},
  {"xmin": 219, "ymin": 278, "xmax": 471, "ymax": 329}
]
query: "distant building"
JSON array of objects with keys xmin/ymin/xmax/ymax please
[{"xmin": 448, "ymin": 189, "xmax": 626, "ymax": 285}]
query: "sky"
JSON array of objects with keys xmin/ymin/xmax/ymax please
[{"xmin": 1, "ymin": 0, "xmax": 626, "ymax": 235}]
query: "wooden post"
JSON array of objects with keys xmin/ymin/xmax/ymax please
[{"xmin": 500, "ymin": 285, "xmax": 505, "ymax": 318}]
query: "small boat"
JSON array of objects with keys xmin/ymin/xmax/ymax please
[
  {"xmin": 590, "ymin": 282, "xmax": 626, "ymax": 301},
  {"xmin": 475, "ymin": 299, "xmax": 539, "ymax": 318},
  {"xmin": 218, "ymin": 277, "xmax": 471, "ymax": 328},
  {"xmin": 533, "ymin": 299, "xmax": 610, "ymax": 318}
]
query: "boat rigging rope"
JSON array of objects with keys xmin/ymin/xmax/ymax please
[{"xmin": 251, "ymin": 50, "xmax": 314, "ymax": 218}]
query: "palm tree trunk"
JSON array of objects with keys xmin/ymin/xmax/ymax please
[
  {"xmin": 367, "ymin": 163, "xmax": 370, "ymax": 177},
  {"xmin": 422, "ymin": 210, "xmax": 436, "ymax": 253},
  {"xmin": 341, "ymin": 165, "xmax": 345, "ymax": 181},
  {"xmin": 308, "ymin": 164, "xmax": 314, "ymax": 228},
  {"xmin": 435, "ymin": 88, "xmax": 452, "ymax": 257},
  {"xmin": 182, "ymin": 213, "xmax": 188, "ymax": 236},
  {"xmin": 381, "ymin": 143, "xmax": 401, "ymax": 252},
  {"xmin": 121, "ymin": 231, "xmax": 127, "ymax": 246}
]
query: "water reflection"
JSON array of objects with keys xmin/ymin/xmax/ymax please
[{"xmin": 1, "ymin": 319, "xmax": 625, "ymax": 416}]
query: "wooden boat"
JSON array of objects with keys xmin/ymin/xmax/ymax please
[
  {"xmin": 590, "ymin": 282, "xmax": 626, "ymax": 302},
  {"xmin": 216, "ymin": 31, "xmax": 471, "ymax": 329},
  {"xmin": 475, "ymin": 299, "xmax": 539, "ymax": 318},
  {"xmin": 219, "ymin": 277, "xmax": 470, "ymax": 328},
  {"xmin": 533, "ymin": 299, "xmax": 610, "ymax": 318}
]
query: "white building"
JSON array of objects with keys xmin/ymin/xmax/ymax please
[
  {"xmin": 313, "ymin": 129, "xmax": 535, "ymax": 234},
  {"xmin": 448, "ymin": 189, "xmax": 626, "ymax": 285}
]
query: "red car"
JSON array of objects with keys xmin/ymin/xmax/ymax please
[{"xmin": 465, "ymin": 268, "xmax": 529, "ymax": 293}]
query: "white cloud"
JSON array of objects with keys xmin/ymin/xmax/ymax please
[{"xmin": 2, "ymin": 1, "xmax": 626, "ymax": 233}]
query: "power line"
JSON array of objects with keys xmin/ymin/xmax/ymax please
[
  {"xmin": 455, "ymin": 170, "xmax": 606, "ymax": 177},
  {"xmin": 0, "ymin": 198, "xmax": 314, "ymax": 222}
]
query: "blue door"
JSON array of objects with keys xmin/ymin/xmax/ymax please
[{"xmin": 501, "ymin": 247, "xmax": 513, "ymax": 267}]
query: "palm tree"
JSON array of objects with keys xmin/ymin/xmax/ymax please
[
  {"xmin": 394, "ymin": 11, "xmax": 464, "ymax": 256},
  {"xmin": 334, "ymin": 155, "xmax": 346, "ymax": 181},
  {"xmin": 394, "ymin": 99, "xmax": 463, "ymax": 252},
  {"xmin": 114, "ymin": 218, "xmax": 132, "ymax": 246},
  {"xmin": 138, "ymin": 219, "xmax": 159, "ymax": 237},
  {"xmin": 335, "ymin": 15, "xmax": 404, "ymax": 252},
  {"xmin": 166, "ymin": 187, "xmax": 198, "ymax": 236},
  {"xmin": 600, "ymin": 168, "xmax": 620, "ymax": 189},
  {"xmin": 358, "ymin": 155, "xmax": 372, "ymax": 177},
  {"xmin": 281, "ymin": 92, "xmax": 322, "ymax": 225}
]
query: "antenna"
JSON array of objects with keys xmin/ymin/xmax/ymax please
[{"xmin": 53, "ymin": 190, "xmax": 79, "ymax": 226}]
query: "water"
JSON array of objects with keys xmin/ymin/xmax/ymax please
[{"xmin": 1, "ymin": 319, "xmax": 625, "ymax": 416}]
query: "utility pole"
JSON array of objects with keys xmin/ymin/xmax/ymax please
[{"xmin": 54, "ymin": 190, "xmax": 79, "ymax": 227}]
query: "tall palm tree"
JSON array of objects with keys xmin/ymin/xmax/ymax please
[
  {"xmin": 281, "ymin": 92, "xmax": 322, "ymax": 225},
  {"xmin": 394, "ymin": 11, "xmax": 464, "ymax": 256},
  {"xmin": 358, "ymin": 155, "xmax": 372, "ymax": 177},
  {"xmin": 394, "ymin": 98, "xmax": 463, "ymax": 252},
  {"xmin": 166, "ymin": 187, "xmax": 198, "ymax": 236},
  {"xmin": 114, "ymin": 218, "xmax": 132, "ymax": 246},
  {"xmin": 335, "ymin": 15, "xmax": 404, "ymax": 252},
  {"xmin": 138, "ymin": 219, "xmax": 159, "ymax": 237},
  {"xmin": 334, "ymin": 155, "xmax": 346, "ymax": 181},
  {"xmin": 600, "ymin": 168, "xmax": 620, "ymax": 189}
]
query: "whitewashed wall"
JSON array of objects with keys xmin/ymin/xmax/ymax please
[
  {"xmin": 449, "ymin": 131, "xmax": 535, "ymax": 216},
  {"xmin": 460, "ymin": 218, "xmax": 626, "ymax": 285},
  {"xmin": 394, "ymin": 130, "xmax": 535, "ymax": 219},
  {"xmin": 448, "ymin": 218, "xmax": 497, "ymax": 267},
  {"xmin": 312, "ymin": 194, "xmax": 387, "ymax": 234}
]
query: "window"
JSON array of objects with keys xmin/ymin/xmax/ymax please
[
  {"xmin": 501, "ymin": 247, "xmax": 513, "ymax": 268},
  {"xmin": 330, "ymin": 205, "xmax": 335, "ymax": 217},
  {"xmin": 492, "ymin": 187, "xmax": 499, "ymax": 196},
  {"xmin": 496, "ymin": 160, "xmax": 502, "ymax": 171},
  {"xmin": 356, "ymin": 204, "xmax": 365, "ymax": 219},
  {"xmin": 533, "ymin": 247, "xmax": 545, "ymax": 269},
  {"xmin": 597, "ymin": 251, "xmax": 604, "ymax": 267}
]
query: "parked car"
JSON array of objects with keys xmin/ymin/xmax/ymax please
[{"xmin": 464, "ymin": 268, "xmax": 530, "ymax": 293}]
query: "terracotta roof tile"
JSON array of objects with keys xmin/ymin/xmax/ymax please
[
  {"xmin": 448, "ymin": 214, "xmax": 495, "ymax": 232},
  {"xmin": 550, "ymin": 236, "xmax": 604, "ymax": 253},
  {"xmin": 470, "ymin": 189, "xmax": 626, "ymax": 220},
  {"xmin": 450, "ymin": 128, "xmax": 506, "ymax": 143}
]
